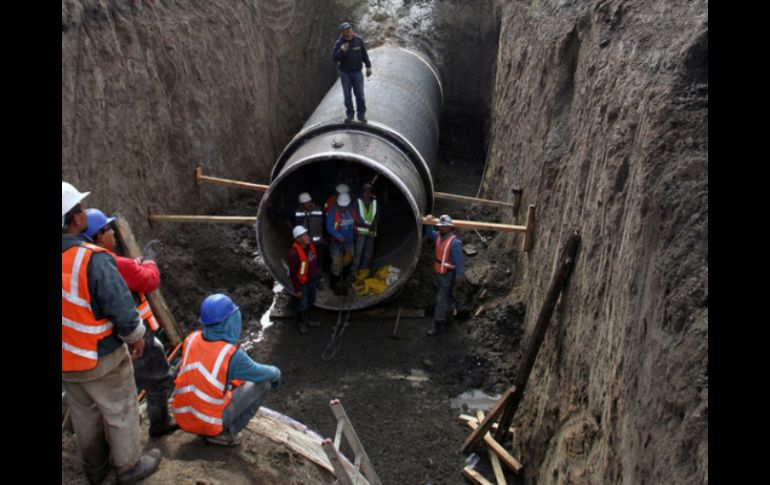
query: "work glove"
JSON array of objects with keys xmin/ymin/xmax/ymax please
[
  {"xmin": 340, "ymin": 42, "xmax": 349, "ymax": 52},
  {"xmin": 141, "ymin": 239, "xmax": 161, "ymax": 263},
  {"xmin": 366, "ymin": 67, "xmax": 372, "ymax": 78}
]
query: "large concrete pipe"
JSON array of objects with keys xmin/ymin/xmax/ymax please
[{"xmin": 256, "ymin": 46, "xmax": 443, "ymax": 310}]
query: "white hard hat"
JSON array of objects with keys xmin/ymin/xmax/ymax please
[
  {"xmin": 62, "ymin": 181, "xmax": 91, "ymax": 228},
  {"xmin": 292, "ymin": 225, "xmax": 309, "ymax": 239},
  {"xmin": 436, "ymin": 214, "xmax": 454, "ymax": 227},
  {"xmin": 337, "ymin": 193, "xmax": 351, "ymax": 207},
  {"xmin": 335, "ymin": 183, "xmax": 350, "ymax": 194},
  {"xmin": 298, "ymin": 192, "xmax": 312, "ymax": 203}
]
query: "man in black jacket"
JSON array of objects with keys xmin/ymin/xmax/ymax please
[{"xmin": 332, "ymin": 22, "xmax": 372, "ymax": 123}]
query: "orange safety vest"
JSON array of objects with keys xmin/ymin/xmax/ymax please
[
  {"xmin": 433, "ymin": 234, "xmax": 457, "ymax": 274},
  {"xmin": 172, "ymin": 331, "xmax": 238, "ymax": 436},
  {"xmin": 333, "ymin": 207, "xmax": 358, "ymax": 232},
  {"xmin": 62, "ymin": 243, "xmax": 115, "ymax": 371},
  {"xmin": 135, "ymin": 292, "xmax": 160, "ymax": 332},
  {"xmin": 293, "ymin": 242, "xmax": 317, "ymax": 285}
]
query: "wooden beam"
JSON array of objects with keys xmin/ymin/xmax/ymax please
[
  {"xmin": 461, "ymin": 386, "xmax": 515, "ymax": 453},
  {"xmin": 149, "ymin": 214, "xmax": 257, "ymax": 225},
  {"xmin": 113, "ymin": 214, "xmax": 183, "ymax": 346},
  {"xmin": 464, "ymin": 420, "xmax": 523, "ymax": 475},
  {"xmin": 463, "ymin": 466, "xmax": 495, "ymax": 485},
  {"xmin": 476, "ymin": 411, "xmax": 506, "ymax": 485},
  {"xmin": 494, "ymin": 231, "xmax": 581, "ymax": 443},
  {"xmin": 195, "ymin": 166, "xmax": 270, "ymax": 193},
  {"xmin": 434, "ymin": 191, "xmax": 514, "ymax": 209},
  {"xmin": 521, "ymin": 205, "xmax": 536, "ymax": 252},
  {"xmin": 422, "ymin": 216, "xmax": 527, "ymax": 233},
  {"xmin": 511, "ymin": 188, "xmax": 523, "ymax": 221},
  {"xmin": 458, "ymin": 415, "xmax": 515, "ymax": 437}
]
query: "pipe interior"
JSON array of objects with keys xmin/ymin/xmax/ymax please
[{"xmin": 259, "ymin": 158, "xmax": 421, "ymax": 310}]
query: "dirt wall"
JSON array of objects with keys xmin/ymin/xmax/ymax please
[
  {"xmin": 62, "ymin": 0, "xmax": 342, "ymax": 242},
  {"xmin": 481, "ymin": 1, "xmax": 708, "ymax": 483}
]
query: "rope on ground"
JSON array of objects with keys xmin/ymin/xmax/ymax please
[{"xmin": 321, "ymin": 290, "xmax": 354, "ymax": 362}]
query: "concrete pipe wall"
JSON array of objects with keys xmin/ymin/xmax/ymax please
[{"xmin": 256, "ymin": 46, "xmax": 443, "ymax": 310}]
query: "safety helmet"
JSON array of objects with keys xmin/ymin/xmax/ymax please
[
  {"xmin": 62, "ymin": 182, "xmax": 91, "ymax": 227},
  {"xmin": 293, "ymin": 225, "xmax": 309, "ymax": 239},
  {"xmin": 436, "ymin": 214, "xmax": 454, "ymax": 227},
  {"xmin": 84, "ymin": 208, "xmax": 116, "ymax": 238},
  {"xmin": 337, "ymin": 193, "xmax": 351, "ymax": 207},
  {"xmin": 199, "ymin": 293, "xmax": 240, "ymax": 325},
  {"xmin": 298, "ymin": 192, "xmax": 312, "ymax": 204},
  {"xmin": 335, "ymin": 183, "xmax": 350, "ymax": 194}
]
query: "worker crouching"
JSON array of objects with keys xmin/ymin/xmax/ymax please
[
  {"xmin": 425, "ymin": 215, "xmax": 465, "ymax": 336},
  {"xmin": 326, "ymin": 192, "xmax": 358, "ymax": 295},
  {"xmin": 172, "ymin": 294, "xmax": 281, "ymax": 446},
  {"xmin": 288, "ymin": 225, "xmax": 320, "ymax": 334}
]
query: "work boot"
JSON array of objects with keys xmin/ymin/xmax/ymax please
[
  {"xmin": 147, "ymin": 394, "xmax": 180, "ymax": 438},
  {"xmin": 205, "ymin": 430, "xmax": 242, "ymax": 447},
  {"xmin": 357, "ymin": 115, "xmax": 368, "ymax": 123},
  {"xmin": 84, "ymin": 459, "xmax": 110, "ymax": 485},
  {"xmin": 426, "ymin": 321, "xmax": 441, "ymax": 336},
  {"xmin": 116, "ymin": 449, "xmax": 162, "ymax": 485},
  {"xmin": 344, "ymin": 115, "xmax": 353, "ymax": 123}
]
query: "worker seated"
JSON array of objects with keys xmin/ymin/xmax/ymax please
[{"xmin": 172, "ymin": 294, "xmax": 281, "ymax": 446}]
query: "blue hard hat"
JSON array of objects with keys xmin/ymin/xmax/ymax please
[
  {"xmin": 84, "ymin": 208, "xmax": 116, "ymax": 238},
  {"xmin": 199, "ymin": 294, "xmax": 240, "ymax": 325}
]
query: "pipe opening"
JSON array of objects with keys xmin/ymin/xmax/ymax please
[{"xmin": 257, "ymin": 157, "xmax": 422, "ymax": 310}]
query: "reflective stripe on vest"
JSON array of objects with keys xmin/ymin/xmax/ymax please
[
  {"xmin": 62, "ymin": 243, "xmax": 115, "ymax": 371},
  {"xmin": 433, "ymin": 235, "xmax": 457, "ymax": 274},
  {"xmin": 333, "ymin": 207, "xmax": 358, "ymax": 231},
  {"xmin": 172, "ymin": 331, "xmax": 237, "ymax": 436},
  {"xmin": 356, "ymin": 198, "xmax": 377, "ymax": 235},
  {"xmin": 136, "ymin": 293, "xmax": 160, "ymax": 332},
  {"xmin": 293, "ymin": 242, "xmax": 317, "ymax": 285},
  {"xmin": 296, "ymin": 208, "xmax": 324, "ymax": 243}
]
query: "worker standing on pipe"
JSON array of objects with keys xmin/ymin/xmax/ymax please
[
  {"xmin": 62, "ymin": 182, "xmax": 162, "ymax": 484},
  {"xmin": 326, "ymin": 192, "xmax": 358, "ymax": 295},
  {"xmin": 84, "ymin": 208, "xmax": 179, "ymax": 438},
  {"xmin": 351, "ymin": 183, "xmax": 380, "ymax": 275},
  {"xmin": 332, "ymin": 22, "xmax": 372, "ymax": 123},
  {"xmin": 425, "ymin": 214, "xmax": 465, "ymax": 336},
  {"xmin": 172, "ymin": 294, "xmax": 281, "ymax": 446},
  {"xmin": 288, "ymin": 226, "xmax": 320, "ymax": 334}
]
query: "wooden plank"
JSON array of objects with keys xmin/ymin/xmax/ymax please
[
  {"xmin": 358, "ymin": 307, "xmax": 424, "ymax": 319},
  {"xmin": 195, "ymin": 166, "xmax": 270, "ymax": 193},
  {"xmin": 474, "ymin": 305, "xmax": 486, "ymax": 317},
  {"xmin": 434, "ymin": 191, "xmax": 515, "ymax": 208},
  {"xmin": 521, "ymin": 205, "xmax": 536, "ymax": 252},
  {"xmin": 463, "ymin": 466, "xmax": 495, "ymax": 485},
  {"xmin": 422, "ymin": 216, "xmax": 527, "ymax": 233},
  {"xmin": 461, "ymin": 385, "xmax": 516, "ymax": 453},
  {"xmin": 458, "ymin": 415, "xmax": 515, "ymax": 437},
  {"xmin": 464, "ymin": 420, "xmax": 523, "ymax": 475},
  {"xmin": 113, "ymin": 214, "xmax": 183, "ymax": 346},
  {"xmin": 330, "ymin": 400, "xmax": 381, "ymax": 485},
  {"xmin": 322, "ymin": 439, "xmax": 356, "ymax": 485},
  {"xmin": 477, "ymin": 410, "xmax": 506, "ymax": 485},
  {"xmin": 494, "ymin": 231, "xmax": 581, "ymax": 443},
  {"xmin": 149, "ymin": 214, "xmax": 257, "ymax": 225}
]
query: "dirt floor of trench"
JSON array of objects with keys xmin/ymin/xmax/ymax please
[{"xmin": 62, "ymin": 116, "xmax": 529, "ymax": 484}]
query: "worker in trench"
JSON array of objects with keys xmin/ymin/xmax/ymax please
[
  {"xmin": 332, "ymin": 22, "xmax": 372, "ymax": 123},
  {"xmin": 288, "ymin": 225, "xmax": 321, "ymax": 334},
  {"xmin": 351, "ymin": 182, "xmax": 380, "ymax": 277},
  {"xmin": 172, "ymin": 294, "xmax": 282, "ymax": 446},
  {"xmin": 84, "ymin": 208, "xmax": 179, "ymax": 438},
  {"xmin": 326, "ymin": 191, "xmax": 358, "ymax": 295},
  {"xmin": 324, "ymin": 182, "xmax": 350, "ymax": 213},
  {"xmin": 424, "ymin": 214, "xmax": 466, "ymax": 336},
  {"xmin": 62, "ymin": 182, "xmax": 162, "ymax": 485}
]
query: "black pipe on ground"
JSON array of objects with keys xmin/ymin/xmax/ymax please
[{"xmin": 256, "ymin": 46, "xmax": 442, "ymax": 310}]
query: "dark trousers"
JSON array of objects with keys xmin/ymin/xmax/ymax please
[
  {"xmin": 132, "ymin": 330, "xmax": 174, "ymax": 425},
  {"xmin": 294, "ymin": 281, "xmax": 317, "ymax": 319},
  {"xmin": 340, "ymin": 70, "xmax": 366, "ymax": 118},
  {"xmin": 435, "ymin": 272, "xmax": 456, "ymax": 322}
]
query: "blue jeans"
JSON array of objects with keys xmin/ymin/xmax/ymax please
[
  {"xmin": 295, "ymin": 281, "xmax": 316, "ymax": 316},
  {"xmin": 435, "ymin": 272, "xmax": 456, "ymax": 322},
  {"xmin": 339, "ymin": 70, "xmax": 366, "ymax": 119},
  {"xmin": 222, "ymin": 381, "xmax": 272, "ymax": 435}
]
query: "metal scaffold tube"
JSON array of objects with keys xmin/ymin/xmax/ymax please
[{"xmin": 257, "ymin": 46, "xmax": 443, "ymax": 310}]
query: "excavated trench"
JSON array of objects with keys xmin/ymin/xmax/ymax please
[{"xmin": 62, "ymin": 0, "xmax": 707, "ymax": 484}]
